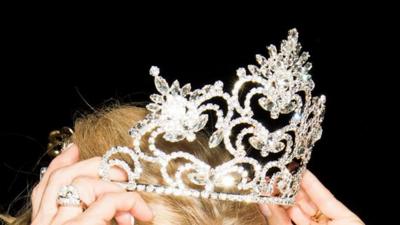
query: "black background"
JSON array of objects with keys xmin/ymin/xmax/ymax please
[{"xmin": 0, "ymin": 5, "xmax": 393, "ymax": 225}]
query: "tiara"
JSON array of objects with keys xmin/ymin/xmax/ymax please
[{"xmin": 98, "ymin": 29, "xmax": 325, "ymax": 205}]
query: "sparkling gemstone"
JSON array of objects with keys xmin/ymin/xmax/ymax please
[
  {"xmin": 261, "ymin": 150, "xmax": 268, "ymax": 157},
  {"xmin": 312, "ymin": 128, "xmax": 323, "ymax": 141},
  {"xmin": 146, "ymin": 185, "xmax": 155, "ymax": 192},
  {"xmin": 236, "ymin": 67, "xmax": 246, "ymax": 77},
  {"xmin": 186, "ymin": 133, "xmax": 196, "ymax": 142},
  {"xmin": 278, "ymin": 179, "xmax": 287, "ymax": 190},
  {"xmin": 170, "ymin": 80, "xmax": 181, "ymax": 96},
  {"xmin": 146, "ymin": 103, "xmax": 161, "ymax": 112},
  {"xmin": 301, "ymin": 73, "xmax": 311, "ymax": 81},
  {"xmin": 128, "ymin": 128, "xmax": 139, "ymax": 137},
  {"xmin": 299, "ymin": 52, "xmax": 310, "ymax": 64},
  {"xmin": 249, "ymin": 136, "xmax": 264, "ymax": 150},
  {"xmin": 201, "ymin": 191, "xmax": 210, "ymax": 198},
  {"xmin": 154, "ymin": 75, "xmax": 169, "ymax": 95},
  {"xmin": 214, "ymin": 81, "xmax": 224, "ymax": 89},
  {"xmin": 137, "ymin": 185, "xmax": 145, "ymax": 191},
  {"xmin": 211, "ymin": 193, "xmax": 218, "ymax": 199},
  {"xmin": 203, "ymin": 85, "xmax": 212, "ymax": 93},
  {"xmin": 188, "ymin": 173, "xmax": 207, "ymax": 185},
  {"xmin": 248, "ymin": 65, "xmax": 260, "ymax": 75},
  {"xmin": 149, "ymin": 66, "xmax": 160, "ymax": 76},
  {"xmin": 284, "ymin": 101, "xmax": 297, "ymax": 112},
  {"xmin": 155, "ymin": 187, "xmax": 164, "ymax": 194},
  {"xmin": 297, "ymin": 147, "xmax": 305, "ymax": 155},
  {"xmin": 320, "ymin": 95, "xmax": 326, "ymax": 103},
  {"xmin": 57, "ymin": 185, "xmax": 80, "ymax": 205},
  {"xmin": 209, "ymin": 129, "xmax": 224, "ymax": 148},
  {"xmin": 163, "ymin": 132, "xmax": 185, "ymax": 142},
  {"xmin": 292, "ymin": 113, "xmax": 302, "ymax": 122},
  {"xmin": 256, "ymin": 54, "xmax": 267, "ymax": 65},
  {"xmin": 190, "ymin": 90, "xmax": 202, "ymax": 101},
  {"xmin": 270, "ymin": 110, "xmax": 280, "ymax": 119},
  {"xmin": 135, "ymin": 121, "xmax": 146, "ymax": 130},
  {"xmin": 267, "ymin": 44, "xmax": 277, "ymax": 56},
  {"xmin": 259, "ymin": 97, "xmax": 274, "ymax": 111},
  {"xmin": 277, "ymin": 78, "xmax": 290, "ymax": 90},
  {"xmin": 181, "ymin": 83, "xmax": 191, "ymax": 96},
  {"xmin": 150, "ymin": 94, "xmax": 163, "ymax": 104},
  {"xmin": 274, "ymin": 142, "xmax": 285, "ymax": 151},
  {"xmin": 304, "ymin": 62, "xmax": 312, "ymax": 71},
  {"xmin": 194, "ymin": 114, "xmax": 209, "ymax": 132}
]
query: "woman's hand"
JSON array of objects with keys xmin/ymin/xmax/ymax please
[
  {"xmin": 259, "ymin": 170, "xmax": 364, "ymax": 225},
  {"xmin": 31, "ymin": 144, "xmax": 153, "ymax": 225}
]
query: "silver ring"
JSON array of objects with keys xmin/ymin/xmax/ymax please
[
  {"xmin": 40, "ymin": 167, "xmax": 47, "ymax": 180},
  {"xmin": 57, "ymin": 185, "xmax": 82, "ymax": 207}
]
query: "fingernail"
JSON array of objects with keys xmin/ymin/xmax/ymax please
[
  {"xmin": 62, "ymin": 143, "xmax": 75, "ymax": 152},
  {"xmin": 260, "ymin": 204, "xmax": 272, "ymax": 217},
  {"xmin": 130, "ymin": 215, "xmax": 135, "ymax": 225},
  {"xmin": 39, "ymin": 167, "xmax": 48, "ymax": 180}
]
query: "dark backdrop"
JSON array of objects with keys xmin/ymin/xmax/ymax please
[{"xmin": 0, "ymin": 6, "xmax": 392, "ymax": 225}]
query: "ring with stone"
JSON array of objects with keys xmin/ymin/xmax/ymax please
[{"xmin": 56, "ymin": 185, "xmax": 82, "ymax": 207}]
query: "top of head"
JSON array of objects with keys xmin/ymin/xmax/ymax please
[{"xmin": 98, "ymin": 28, "xmax": 326, "ymax": 205}]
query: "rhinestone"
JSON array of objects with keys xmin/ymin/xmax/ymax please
[
  {"xmin": 149, "ymin": 66, "xmax": 160, "ymax": 76},
  {"xmin": 209, "ymin": 129, "xmax": 224, "ymax": 148},
  {"xmin": 154, "ymin": 75, "xmax": 169, "ymax": 95}
]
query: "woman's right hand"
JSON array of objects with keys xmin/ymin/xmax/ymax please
[
  {"xmin": 259, "ymin": 170, "xmax": 364, "ymax": 225},
  {"xmin": 30, "ymin": 144, "xmax": 153, "ymax": 225}
]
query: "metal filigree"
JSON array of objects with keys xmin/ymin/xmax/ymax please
[{"xmin": 99, "ymin": 29, "xmax": 326, "ymax": 205}]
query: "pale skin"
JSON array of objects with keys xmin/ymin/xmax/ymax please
[{"xmin": 31, "ymin": 144, "xmax": 364, "ymax": 225}]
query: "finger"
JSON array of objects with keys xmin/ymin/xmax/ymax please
[
  {"xmin": 259, "ymin": 204, "xmax": 293, "ymax": 225},
  {"xmin": 51, "ymin": 206, "xmax": 83, "ymax": 225},
  {"xmin": 51, "ymin": 177, "xmax": 125, "ymax": 225},
  {"xmin": 32, "ymin": 157, "xmax": 128, "ymax": 225},
  {"xmin": 295, "ymin": 189, "xmax": 318, "ymax": 217},
  {"xmin": 115, "ymin": 212, "xmax": 135, "ymax": 225},
  {"xmin": 32, "ymin": 143, "xmax": 79, "ymax": 218},
  {"xmin": 287, "ymin": 206, "xmax": 311, "ymax": 225},
  {"xmin": 68, "ymin": 192, "xmax": 153, "ymax": 225},
  {"xmin": 301, "ymin": 170, "xmax": 354, "ymax": 219}
]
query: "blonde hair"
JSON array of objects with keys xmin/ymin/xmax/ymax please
[{"xmin": 4, "ymin": 105, "xmax": 267, "ymax": 225}]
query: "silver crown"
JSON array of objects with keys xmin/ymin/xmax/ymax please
[{"xmin": 99, "ymin": 29, "xmax": 326, "ymax": 205}]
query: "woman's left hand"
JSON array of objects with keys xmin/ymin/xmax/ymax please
[{"xmin": 31, "ymin": 144, "xmax": 153, "ymax": 225}]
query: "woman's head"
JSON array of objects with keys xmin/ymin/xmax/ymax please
[
  {"xmin": 71, "ymin": 105, "xmax": 266, "ymax": 225},
  {"xmin": 3, "ymin": 105, "xmax": 266, "ymax": 225}
]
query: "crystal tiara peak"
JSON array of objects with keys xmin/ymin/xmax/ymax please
[{"xmin": 98, "ymin": 28, "xmax": 326, "ymax": 205}]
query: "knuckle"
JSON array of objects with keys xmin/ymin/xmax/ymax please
[
  {"xmin": 47, "ymin": 207, "xmax": 58, "ymax": 217},
  {"xmin": 129, "ymin": 192, "xmax": 140, "ymax": 199},
  {"xmin": 90, "ymin": 156, "xmax": 102, "ymax": 162},
  {"xmin": 97, "ymin": 191, "xmax": 121, "ymax": 204},
  {"xmin": 63, "ymin": 219, "xmax": 80, "ymax": 225},
  {"xmin": 31, "ymin": 185, "xmax": 39, "ymax": 200},
  {"xmin": 70, "ymin": 176, "xmax": 94, "ymax": 202},
  {"xmin": 32, "ymin": 184, "xmax": 39, "ymax": 194},
  {"xmin": 50, "ymin": 155, "xmax": 70, "ymax": 167},
  {"xmin": 31, "ymin": 219, "xmax": 40, "ymax": 225},
  {"xmin": 98, "ymin": 192, "xmax": 114, "ymax": 202},
  {"xmin": 48, "ymin": 168, "xmax": 68, "ymax": 185},
  {"xmin": 35, "ymin": 207, "xmax": 57, "ymax": 221},
  {"xmin": 71, "ymin": 176, "xmax": 90, "ymax": 186}
]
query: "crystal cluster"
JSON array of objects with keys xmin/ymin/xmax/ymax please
[
  {"xmin": 99, "ymin": 29, "xmax": 326, "ymax": 205},
  {"xmin": 57, "ymin": 185, "xmax": 81, "ymax": 206}
]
